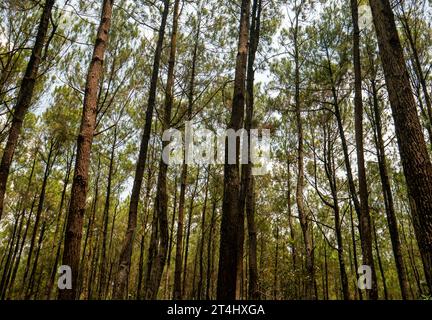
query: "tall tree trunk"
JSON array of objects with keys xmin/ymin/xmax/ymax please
[
  {"xmin": 181, "ymin": 169, "xmax": 200, "ymax": 298},
  {"xmin": 372, "ymin": 220, "xmax": 388, "ymax": 299},
  {"xmin": 322, "ymin": 123, "xmax": 350, "ymax": 300},
  {"xmin": 295, "ymin": 13, "xmax": 315, "ymax": 300},
  {"xmin": 206, "ymin": 200, "xmax": 217, "ymax": 300},
  {"xmin": 113, "ymin": 0, "xmax": 170, "ymax": 299},
  {"xmin": 165, "ymin": 176, "xmax": 178, "ymax": 299},
  {"xmin": 59, "ymin": 0, "xmax": 114, "ymax": 300},
  {"xmin": 78, "ymin": 156, "xmax": 101, "ymax": 297},
  {"xmin": 22, "ymin": 142, "xmax": 56, "ymax": 289},
  {"xmin": 6, "ymin": 195, "xmax": 37, "ymax": 298},
  {"xmin": 217, "ymin": 0, "xmax": 250, "ymax": 300},
  {"xmin": 144, "ymin": 0, "xmax": 180, "ymax": 300},
  {"xmin": 349, "ymin": 201, "xmax": 363, "ymax": 300},
  {"xmin": 369, "ymin": 0, "xmax": 432, "ymax": 293},
  {"xmin": 46, "ymin": 151, "xmax": 73, "ymax": 299},
  {"xmin": 369, "ymin": 69, "xmax": 410, "ymax": 299},
  {"xmin": 326, "ymin": 46, "xmax": 378, "ymax": 299},
  {"xmin": 98, "ymin": 126, "xmax": 116, "ymax": 299},
  {"xmin": 238, "ymin": 0, "xmax": 261, "ymax": 301},
  {"xmin": 197, "ymin": 167, "xmax": 210, "ymax": 299},
  {"xmin": 172, "ymin": 7, "xmax": 201, "ymax": 299},
  {"xmin": 0, "ymin": 0, "xmax": 55, "ymax": 221},
  {"xmin": 350, "ymin": 0, "xmax": 378, "ymax": 300},
  {"xmin": 0, "ymin": 152, "xmax": 37, "ymax": 298}
]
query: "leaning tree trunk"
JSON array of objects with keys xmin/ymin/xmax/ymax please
[
  {"xmin": 59, "ymin": 0, "xmax": 114, "ymax": 300},
  {"xmin": 113, "ymin": 0, "xmax": 170, "ymax": 299},
  {"xmin": 0, "ymin": 0, "xmax": 55, "ymax": 221},
  {"xmin": 369, "ymin": 0, "xmax": 432, "ymax": 293},
  {"xmin": 217, "ymin": 0, "xmax": 250, "ymax": 300}
]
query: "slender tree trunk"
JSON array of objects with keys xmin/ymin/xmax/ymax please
[
  {"xmin": 172, "ymin": 8, "xmax": 201, "ymax": 299},
  {"xmin": 0, "ymin": 0, "xmax": 55, "ymax": 221},
  {"xmin": 46, "ymin": 151, "xmax": 73, "ymax": 299},
  {"xmin": 349, "ymin": 201, "xmax": 363, "ymax": 300},
  {"xmin": 181, "ymin": 169, "xmax": 200, "ymax": 298},
  {"xmin": 113, "ymin": 0, "xmax": 170, "ymax": 299},
  {"xmin": 322, "ymin": 123, "xmax": 350, "ymax": 300},
  {"xmin": 0, "ymin": 153, "xmax": 37, "ymax": 298},
  {"xmin": 6, "ymin": 195, "xmax": 37, "ymax": 298},
  {"xmin": 371, "ymin": 221, "xmax": 388, "ymax": 299},
  {"xmin": 144, "ymin": 0, "xmax": 180, "ymax": 300},
  {"xmin": 197, "ymin": 167, "xmax": 210, "ymax": 299},
  {"xmin": 295, "ymin": 18, "xmax": 315, "ymax": 300},
  {"xmin": 59, "ymin": 0, "xmax": 114, "ymax": 300},
  {"xmin": 164, "ymin": 176, "xmax": 178, "ymax": 299},
  {"xmin": 369, "ymin": 72, "xmax": 410, "ymax": 299},
  {"xmin": 350, "ymin": 0, "xmax": 378, "ymax": 300},
  {"xmin": 273, "ymin": 224, "xmax": 279, "ymax": 299},
  {"xmin": 22, "ymin": 143, "xmax": 56, "ymax": 289},
  {"xmin": 78, "ymin": 156, "xmax": 101, "ymax": 297},
  {"xmin": 98, "ymin": 127, "xmax": 116, "ymax": 299},
  {"xmin": 206, "ymin": 200, "xmax": 217, "ymax": 300}
]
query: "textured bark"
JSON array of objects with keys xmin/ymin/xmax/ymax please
[
  {"xmin": 59, "ymin": 0, "xmax": 114, "ymax": 300},
  {"xmin": 369, "ymin": 0, "xmax": 432, "ymax": 292},
  {"xmin": 399, "ymin": 10, "xmax": 432, "ymax": 146},
  {"xmin": 217, "ymin": 0, "xmax": 250, "ymax": 300},
  {"xmin": 113, "ymin": 0, "xmax": 170, "ymax": 299},
  {"xmin": 350, "ymin": 0, "xmax": 378, "ymax": 300},
  {"xmin": 0, "ymin": 0, "xmax": 55, "ymax": 221}
]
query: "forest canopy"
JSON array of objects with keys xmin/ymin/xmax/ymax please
[{"xmin": 0, "ymin": 0, "xmax": 432, "ymax": 301}]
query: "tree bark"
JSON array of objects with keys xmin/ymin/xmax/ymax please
[
  {"xmin": 59, "ymin": 0, "xmax": 114, "ymax": 300},
  {"xmin": 217, "ymin": 0, "xmax": 250, "ymax": 300},
  {"xmin": 369, "ymin": 0, "xmax": 432, "ymax": 293}
]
